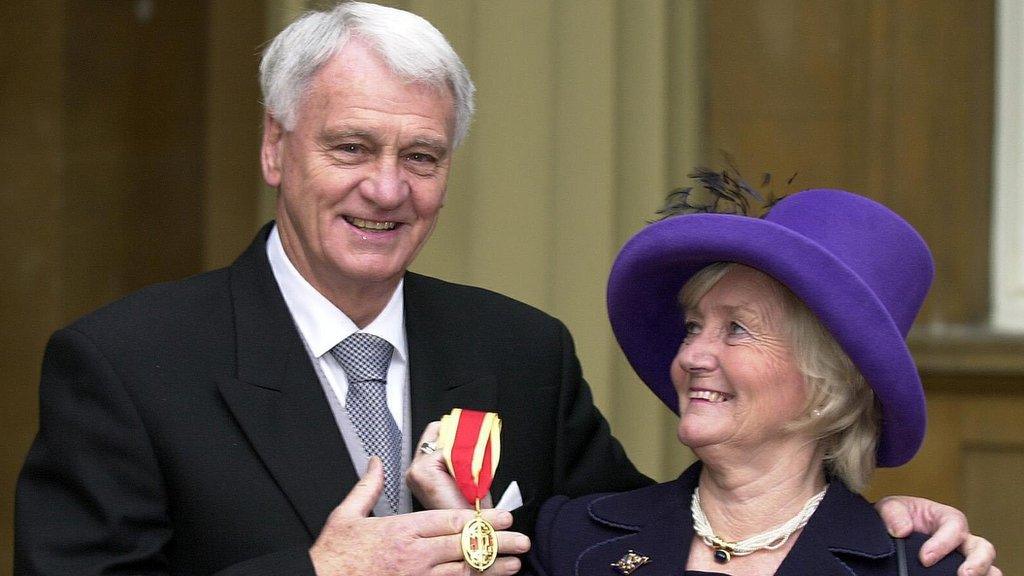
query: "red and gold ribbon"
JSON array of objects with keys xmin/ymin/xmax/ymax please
[{"xmin": 438, "ymin": 408, "xmax": 501, "ymax": 571}]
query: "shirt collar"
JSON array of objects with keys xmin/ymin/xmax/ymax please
[{"xmin": 266, "ymin": 224, "xmax": 407, "ymax": 361}]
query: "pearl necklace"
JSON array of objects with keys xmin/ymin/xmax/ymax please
[{"xmin": 691, "ymin": 485, "xmax": 827, "ymax": 564}]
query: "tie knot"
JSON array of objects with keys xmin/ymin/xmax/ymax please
[{"xmin": 331, "ymin": 333, "xmax": 394, "ymax": 383}]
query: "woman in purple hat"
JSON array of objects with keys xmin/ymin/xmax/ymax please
[{"xmin": 527, "ymin": 173, "xmax": 978, "ymax": 576}]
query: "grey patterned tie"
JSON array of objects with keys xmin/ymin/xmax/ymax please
[{"xmin": 330, "ymin": 333, "xmax": 401, "ymax": 514}]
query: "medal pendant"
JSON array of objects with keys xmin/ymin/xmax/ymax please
[
  {"xmin": 440, "ymin": 409, "xmax": 503, "ymax": 572},
  {"xmin": 460, "ymin": 509, "xmax": 498, "ymax": 571}
]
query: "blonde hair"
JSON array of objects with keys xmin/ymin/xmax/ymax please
[{"xmin": 679, "ymin": 262, "xmax": 880, "ymax": 491}]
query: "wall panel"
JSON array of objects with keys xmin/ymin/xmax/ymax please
[
  {"xmin": 0, "ymin": 3, "xmax": 66, "ymax": 570},
  {"xmin": 868, "ymin": 387, "xmax": 1024, "ymax": 574},
  {"xmin": 705, "ymin": 0, "xmax": 994, "ymax": 326},
  {"xmin": 1, "ymin": 3, "xmax": 210, "ymax": 572}
]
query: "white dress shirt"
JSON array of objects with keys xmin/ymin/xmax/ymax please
[{"xmin": 265, "ymin": 225, "xmax": 409, "ymax": 431}]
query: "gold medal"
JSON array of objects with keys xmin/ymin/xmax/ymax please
[
  {"xmin": 439, "ymin": 409, "xmax": 502, "ymax": 572},
  {"xmin": 460, "ymin": 508, "xmax": 498, "ymax": 570}
]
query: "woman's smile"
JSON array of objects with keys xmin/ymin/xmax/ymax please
[{"xmin": 688, "ymin": 388, "xmax": 734, "ymax": 403}]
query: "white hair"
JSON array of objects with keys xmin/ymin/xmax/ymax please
[{"xmin": 259, "ymin": 1, "xmax": 475, "ymax": 147}]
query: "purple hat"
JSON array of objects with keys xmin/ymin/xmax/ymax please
[{"xmin": 607, "ymin": 189, "xmax": 934, "ymax": 467}]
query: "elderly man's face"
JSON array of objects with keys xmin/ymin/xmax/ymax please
[
  {"xmin": 670, "ymin": 265, "xmax": 811, "ymax": 459},
  {"xmin": 261, "ymin": 38, "xmax": 454, "ymax": 299}
]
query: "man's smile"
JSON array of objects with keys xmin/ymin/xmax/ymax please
[{"xmin": 344, "ymin": 216, "xmax": 399, "ymax": 231}]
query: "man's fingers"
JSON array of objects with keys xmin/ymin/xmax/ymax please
[
  {"xmin": 424, "ymin": 534, "xmax": 528, "ymax": 576},
  {"xmin": 916, "ymin": 505, "xmax": 968, "ymax": 566},
  {"xmin": 334, "ymin": 456, "xmax": 384, "ymax": 519},
  {"xmin": 876, "ymin": 496, "xmax": 1001, "ymax": 574},
  {"xmin": 483, "ymin": 556, "xmax": 524, "ymax": 576},
  {"xmin": 470, "ymin": 556, "xmax": 523, "ymax": 576},
  {"xmin": 495, "ymin": 530, "xmax": 531, "ymax": 555},
  {"xmin": 412, "ymin": 508, "xmax": 514, "ymax": 538},
  {"xmin": 479, "ymin": 508, "xmax": 514, "ymax": 530},
  {"xmin": 429, "ymin": 556, "xmax": 522, "ymax": 576},
  {"xmin": 411, "ymin": 515, "xmax": 526, "ymax": 565},
  {"xmin": 875, "ymin": 496, "xmax": 914, "ymax": 538},
  {"xmin": 416, "ymin": 421, "xmax": 442, "ymax": 450},
  {"xmin": 412, "ymin": 421, "xmax": 444, "ymax": 466},
  {"xmin": 437, "ymin": 529, "xmax": 529, "ymax": 560},
  {"xmin": 919, "ymin": 518, "xmax": 965, "ymax": 566},
  {"xmin": 957, "ymin": 534, "xmax": 997, "ymax": 576}
]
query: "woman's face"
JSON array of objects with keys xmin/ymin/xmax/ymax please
[{"xmin": 671, "ymin": 265, "xmax": 810, "ymax": 454}]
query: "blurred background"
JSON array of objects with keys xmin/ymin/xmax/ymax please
[{"xmin": 2, "ymin": 0, "xmax": 1023, "ymax": 573}]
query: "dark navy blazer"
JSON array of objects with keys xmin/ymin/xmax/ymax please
[{"xmin": 528, "ymin": 462, "xmax": 961, "ymax": 576}]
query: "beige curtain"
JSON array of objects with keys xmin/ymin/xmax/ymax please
[{"xmin": 264, "ymin": 0, "xmax": 705, "ymax": 481}]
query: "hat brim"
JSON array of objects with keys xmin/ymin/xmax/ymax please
[{"xmin": 607, "ymin": 213, "xmax": 925, "ymax": 467}]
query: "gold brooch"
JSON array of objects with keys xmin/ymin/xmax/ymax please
[{"xmin": 610, "ymin": 550, "xmax": 650, "ymax": 575}]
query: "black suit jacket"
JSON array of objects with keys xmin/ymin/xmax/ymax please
[
  {"xmin": 528, "ymin": 462, "xmax": 962, "ymax": 576},
  {"xmin": 15, "ymin": 224, "xmax": 649, "ymax": 576}
]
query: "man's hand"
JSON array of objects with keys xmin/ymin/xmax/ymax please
[
  {"xmin": 876, "ymin": 495, "xmax": 1001, "ymax": 576},
  {"xmin": 311, "ymin": 457, "xmax": 529, "ymax": 576},
  {"xmin": 406, "ymin": 421, "xmax": 496, "ymax": 510},
  {"xmin": 406, "ymin": 421, "xmax": 470, "ymax": 510}
]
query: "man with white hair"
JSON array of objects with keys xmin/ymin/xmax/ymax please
[{"xmin": 15, "ymin": 3, "xmax": 1001, "ymax": 575}]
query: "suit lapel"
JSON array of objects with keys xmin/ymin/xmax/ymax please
[
  {"xmin": 217, "ymin": 224, "xmax": 358, "ymax": 537},
  {"xmin": 405, "ymin": 273, "xmax": 498, "ymax": 439},
  {"xmin": 576, "ymin": 467, "xmax": 698, "ymax": 576},
  {"xmin": 404, "ymin": 273, "xmax": 500, "ymax": 509},
  {"xmin": 775, "ymin": 481, "xmax": 895, "ymax": 576}
]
